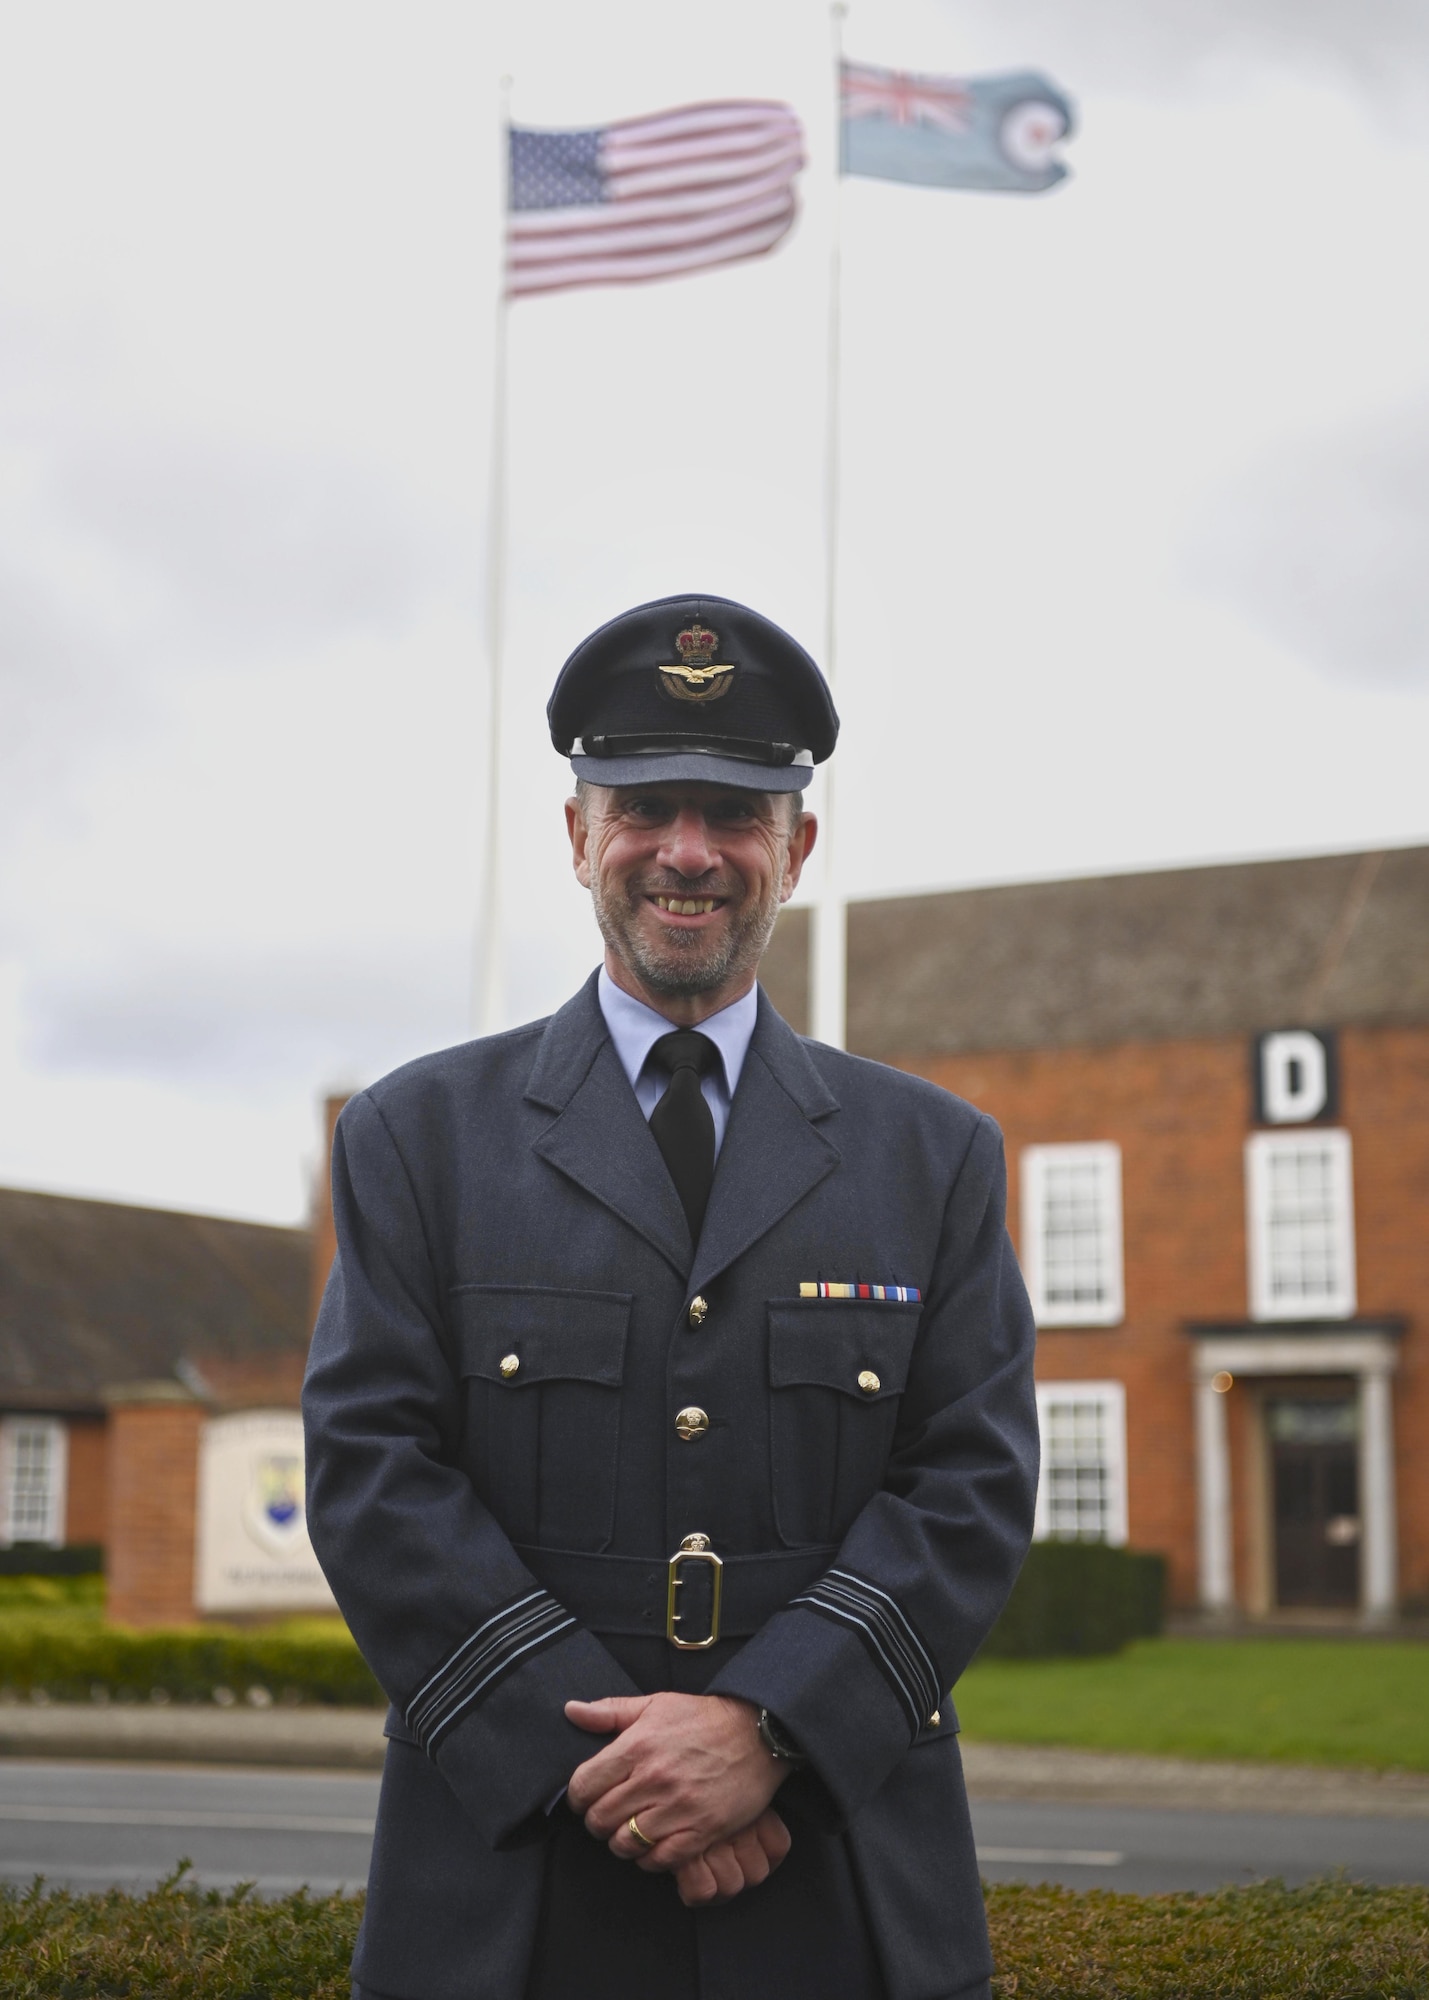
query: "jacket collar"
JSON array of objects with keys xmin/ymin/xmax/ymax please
[{"xmin": 526, "ymin": 974, "xmax": 841, "ymax": 1283}]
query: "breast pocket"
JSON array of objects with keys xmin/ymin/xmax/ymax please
[
  {"xmin": 767, "ymin": 1300, "xmax": 922, "ymax": 1548},
  {"xmin": 448, "ymin": 1284, "xmax": 631, "ymax": 1554}
]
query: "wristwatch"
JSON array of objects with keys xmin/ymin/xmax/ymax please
[{"xmin": 757, "ymin": 1706, "xmax": 811, "ymax": 1767}]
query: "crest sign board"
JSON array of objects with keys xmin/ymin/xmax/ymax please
[{"xmin": 194, "ymin": 1411, "xmax": 336, "ymax": 1614}]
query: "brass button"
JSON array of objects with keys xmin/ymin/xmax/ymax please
[
  {"xmin": 499, "ymin": 1354, "xmax": 520, "ymax": 1380},
  {"xmin": 687, "ymin": 1295, "xmax": 709, "ymax": 1328},
  {"xmin": 674, "ymin": 1406, "xmax": 709, "ymax": 1441},
  {"xmin": 857, "ymin": 1370, "xmax": 881, "ymax": 1395},
  {"xmin": 679, "ymin": 1533, "xmax": 711, "ymax": 1552},
  {"xmin": 928, "ymin": 1709, "xmax": 941, "ymax": 1728}
]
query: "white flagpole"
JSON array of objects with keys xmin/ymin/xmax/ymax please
[
  {"xmin": 810, "ymin": 3, "xmax": 847, "ymax": 1049},
  {"xmin": 474, "ymin": 78, "xmax": 513, "ymax": 1037}
]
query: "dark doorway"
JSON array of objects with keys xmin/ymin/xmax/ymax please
[{"xmin": 1268, "ymin": 1397, "xmax": 1360, "ymax": 1608}]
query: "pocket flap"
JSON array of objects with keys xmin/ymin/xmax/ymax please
[
  {"xmin": 448, "ymin": 1284, "xmax": 631, "ymax": 1387},
  {"xmin": 767, "ymin": 1300, "xmax": 922, "ymax": 1401}
]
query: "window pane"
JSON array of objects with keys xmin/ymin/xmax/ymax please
[
  {"xmin": 1248, "ymin": 1133, "xmax": 1354, "ymax": 1319},
  {"xmin": 1035, "ymin": 1387, "xmax": 1125, "ymax": 1543},
  {"xmin": 7, "ymin": 1423, "xmax": 58, "ymax": 1542},
  {"xmin": 1024, "ymin": 1144, "xmax": 1123, "ymax": 1327},
  {"xmin": 1043, "ymin": 1160, "xmax": 1109, "ymax": 1306}
]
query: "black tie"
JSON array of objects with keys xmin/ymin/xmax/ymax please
[{"xmin": 648, "ymin": 1031, "xmax": 719, "ymax": 1243}]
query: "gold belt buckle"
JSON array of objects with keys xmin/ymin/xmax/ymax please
[{"xmin": 666, "ymin": 1534, "xmax": 724, "ymax": 1650}]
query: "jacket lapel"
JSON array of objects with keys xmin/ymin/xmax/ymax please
[
  {"xmin": 526, "ymin": 975, "xmax": 692, "ymax": 1277},
  {"xmin": 689, "ymin": 990, "xmax": 841, "ymax": 1294}
]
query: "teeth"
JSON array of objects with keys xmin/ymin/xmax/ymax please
[{"xmin": 655, "ymin": 897, "xmax": 716, "ymax": 915}]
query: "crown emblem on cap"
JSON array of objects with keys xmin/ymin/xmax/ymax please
[{"xmin": 658, "ymin": 623, "xmax": 737, "ymax": 702}]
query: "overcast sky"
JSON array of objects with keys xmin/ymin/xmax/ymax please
[{"xmin": 1, "ymin": 0, "xmax": 1426, "ymax": 1225}]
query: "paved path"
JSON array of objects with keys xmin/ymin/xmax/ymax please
[{"xmin": 0, "ymin": 1758, "xmax": 1425, "ymax": 1901}]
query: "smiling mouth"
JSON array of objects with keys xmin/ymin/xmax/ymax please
[{"xmin": 650, "ymin": 895, "xmax": 723, "ymax": 917}]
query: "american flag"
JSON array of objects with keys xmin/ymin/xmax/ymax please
[{"xmin": 506, "ymin": 100, "xmax": 805, "ymax": 300}]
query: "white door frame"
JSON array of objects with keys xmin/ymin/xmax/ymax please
[{"xmin": 1190, "ymin": 1332, "xmax": 1400, "ymax": 1623}]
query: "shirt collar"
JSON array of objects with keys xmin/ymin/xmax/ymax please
[{"xmin": 597, "ymin": 966, "xmax": 758, "ymax": 1100}]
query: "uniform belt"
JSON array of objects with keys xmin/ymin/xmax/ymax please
[{"xmin": 514, "ymin": 1542, "xmax": 838, "ymax": 1646}]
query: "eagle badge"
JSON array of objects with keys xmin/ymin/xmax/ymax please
[{"xmin": 657, "ymin": 623, "xmax": 737, "ymax": 702}]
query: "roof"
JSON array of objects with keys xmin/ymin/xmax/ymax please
[
  {"xmin": 763, "ymin": 845, "xmax": 1429, "ymax": 1060},
  {"xmin": 0, "ymin": 1189, "xmax": 310, "ymax": 1412}
]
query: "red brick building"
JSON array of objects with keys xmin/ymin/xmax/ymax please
[
  {"xmin": 0, "ymin": 1190, "xmax": 310, "ymax": 1621},
  {"xmin": 765, "ymin": 844, "xmax": 1429, "ymax": 1622}
]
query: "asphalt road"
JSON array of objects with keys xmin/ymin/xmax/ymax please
[{"xmin": 0, "ymin": 1762, "xmax": 1425, "ymax": 1899}]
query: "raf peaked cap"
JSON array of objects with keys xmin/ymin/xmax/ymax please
[{"xmin": 548, "ymin": 593, "xmax": 838, "ymax": 792}]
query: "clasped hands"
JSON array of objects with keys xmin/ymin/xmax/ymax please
[{"xmin": 565, "ymin": 1691, "xmax": 791, "ymax": 1907}]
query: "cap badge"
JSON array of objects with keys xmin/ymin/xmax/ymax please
[{"xmin": 658, "ymin": 623, "xmax": 737, "ymax": 703}]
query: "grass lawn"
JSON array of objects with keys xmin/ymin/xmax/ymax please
[{"xmin": 955, "ymin": 1636, "xmax": 1429, "ymax": 1771}]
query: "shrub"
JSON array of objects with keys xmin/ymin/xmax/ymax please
[
  {"xmin": 0, "ymin": 1573, "xmax": 105, "ymax": 1610},
  {"xmin": 0, "ymin": 1542, "xmax": 103, "ymax": 1577},
  {"xmin": 0, "ymin": 1866, "xmax": 361, "ymax": 1999},
  {"xmin": 981, "ymin": 1541, "xmax": 1166, "ymax": 1658},
  {"xmin": 0, "ymin": 1874, "xmax": 1424, "ymax": 1998},
  {"xmin": 0, "ymin": 1614, "xmax": 383, "ymax": 1707},
  {"xmin": 986, "ymin": 1878, "xmax": 1429, "ymax": 1998}
]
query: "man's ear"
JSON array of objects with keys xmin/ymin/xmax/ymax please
[
  {"xmin": 779, "ymin": 811, "xmax": 818, "ymax": 902},
  {"xmin": 566, "ymin": 795, "xmax": 593, "ymax": 889}
]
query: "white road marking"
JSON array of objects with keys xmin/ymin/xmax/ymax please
[
  {"xmin": 977, "ymin": 1845, "xmax": 1125, "ymax": 1866},
  {"xmin": 0, "ymin": 1806, "xmax": 374, "ymax": 1834}
]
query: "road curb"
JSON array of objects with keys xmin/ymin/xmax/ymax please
[
  {"xmin": 0, "ymin": 1703, "xmax": 386, "ymax": 1771},
  {"xmin": 961, "ymin": 1740, "xmax": 1429, "ymax": 1818}
]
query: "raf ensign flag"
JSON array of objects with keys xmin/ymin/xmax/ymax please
[
  {"xmin": 506, "ymin": 100, "xmax": 805, "ymax": 299},
  {"xmin": 841, "ymin": 60, "xmax": 1074, "ymax": 194}
]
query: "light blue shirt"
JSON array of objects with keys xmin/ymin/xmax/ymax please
[{"xmin": 597, "ymin": 966, "xmax": 757, "ymax": 1157}]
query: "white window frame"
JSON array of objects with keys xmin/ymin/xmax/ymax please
[
  {"xmin": 0, "ymin": 1417, "xmax": 68, "ymax": 1548},
  {"xmin": 1021, "ymin": 1142, "xmax": 1125, "ymax": 1327},
  {"xmin": 1246, "ymin": 1129, "xmax": 1357, "ymax": 1322},
  {"xmin": 1033, "ymin": 1380, "xmax": 1129, "ymax": 1545}
]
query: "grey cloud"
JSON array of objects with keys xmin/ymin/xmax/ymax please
[
  {"xmin": 0, "ymin": 554, "xmax": 151, "ymax": 851},
  {"xmin": 1184, "ymin": 403, "xmax": 1429, "ymax": 691},
  {"xmin": 948, "ymin": 0, "xmax": 1429, "ymax": 114},
  {"xmin": 53, "ymin": 432, "xmax": 444, "ymax": 655},
  {"xmin": 24, "ymin": 937, "xmax": 473, "ymax": 1094}
]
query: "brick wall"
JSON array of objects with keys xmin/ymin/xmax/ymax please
[
  {"xmin": 894, "ymin": 1025, "xmax": 1429, "ymax": 1611},
  {"xmin": 64, "ymin": 1415, "xmax": 108, "ymax": 1548},
  {"xmin": 105, "ymin": 1390, "xmax": 206, "ymax": 1627}
]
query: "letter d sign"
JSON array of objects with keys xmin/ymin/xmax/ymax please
[{"xmin": 1254, "ymin": 1028, "xmax": 1336, "ymax": 1125}]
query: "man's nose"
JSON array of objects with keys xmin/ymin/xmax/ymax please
[{"xmin": 658, "ymin": 808, "xmax": 718, "ymax": 879}]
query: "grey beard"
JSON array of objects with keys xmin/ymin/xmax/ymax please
[{"xmin": 590, "ymin": 878, "xmax": 781, "ymax": 999}]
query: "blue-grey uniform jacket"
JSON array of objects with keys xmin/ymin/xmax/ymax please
[{"xmin": 303, "ymin": 975, "xmax": 1038, "ymax": 2000}]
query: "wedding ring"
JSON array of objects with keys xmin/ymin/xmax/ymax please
[{"xmin": 627, "ymin": 1814, "xmax": 655, "ymax": 1850}]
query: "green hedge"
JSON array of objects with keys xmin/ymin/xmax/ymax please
[
  {"xmin": 0, "ymin": 1542, "xmax": 103, "ymax": 1577},
  {"xmin": 0, "ymin": 1615, "xmax": 383, "ymax": 1707},
  {"xmin": 981, "ymin": 1541, "xmax": 1166, "ymax": 1658},
  {"xmin": 0, "ymin": 1872, "xmax": 1424, "ymax": 1999}
]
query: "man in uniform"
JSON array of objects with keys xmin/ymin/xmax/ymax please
[{"xmin": 303, "ymin": 594, "xmax": 1038, "ymax": 2000}]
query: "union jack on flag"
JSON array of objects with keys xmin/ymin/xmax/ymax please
[
  {"xmin": 506, "ymin": 100, "xmax": 805, "ymax": 299},
  {"xmin": 840, "ymin": 62, "xmax": 973, "ymax": 136}
]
